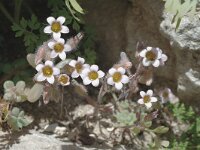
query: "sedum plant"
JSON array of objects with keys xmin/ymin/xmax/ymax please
[{"xmin": 0, "ymin": 15, "xmax": 182, "ymax": 149}]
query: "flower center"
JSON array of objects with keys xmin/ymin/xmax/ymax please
[
  {"xmin": 75, "ymin": 62, "xmax": 83, "ymax": 73},
  {"xmin": 162, "ymin": 91, "xmax": 169, "ymax": 98},
  {"xmin": 42, "ymin": 66, "xmax": 53, "ymax": 77},
  {"xmin": 51, "ymin": 21, "xmax": 61, "ymax": 33},
  {"xmin": 59, "ymin": 75, "xmax": 69, "ymax": 84},
  {"xmin": 143, "ymin": 95, "xmax": 151, "ymax": 103},
  {"xmin": 113, "ymin": 72, "xmax": 122, "ymax": 82},
  {"xmin": 88, "ymin": 71, "xmax": 98, "ymax": 80},
  {"xmin": 146, "ymin": 51, "xmax": 157, "ymax": 61},
  {"xmin": 54, "ymin": 43, "xmax": 64, "ymax": 53}
]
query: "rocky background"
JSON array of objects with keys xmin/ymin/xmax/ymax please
[{"xmin": 82, "ymin": 0, "xmax": 200, "ymax": 105}]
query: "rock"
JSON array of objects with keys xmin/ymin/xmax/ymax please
[{"xmin": 44, "ymin": 123, "xmax": 67, "ymax": 136}]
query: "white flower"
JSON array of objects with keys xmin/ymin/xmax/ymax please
[
  {"xmin": 58, "ymin": 74, "xmax": 70, "ymax": 86},
  {"xmin": 158, "ymin": 88, "xmax": 179, "ymax": 104},
  {"xmin": 69, "ymin": 57, "xmax": 90, "ymax": 78},
  {"xmin": 48, "ymin": 38, "xmax": 71, "ymax": 60},
  {"xmin": 81, "ymin": 65, "xmax": 105, "ymax": 87},
  {"xmin": 107, "ymin": 67, "xmax": 129, "ymax": 90},
  {"xmin": 44, "ymin": 16, "xmax": 69, "ymax": 39},
  {"xmin": 36, "ymin": 60, "xmax": 60, "ymax": 84},
  {"xmin": 139, "ymin": 47, "xmax": 167, "ymax": 67},
  {"xmin": 138, "ymin": 90, "xmax": 157, "ymax": 108}
]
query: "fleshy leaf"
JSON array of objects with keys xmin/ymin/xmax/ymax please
[
  {"xmin": 27, "ymin": 83, "xmax": 44, "ymax": 103},
  {"xmin": 3, "ymin": 81, "xmax": 14, "ymax": 90}
]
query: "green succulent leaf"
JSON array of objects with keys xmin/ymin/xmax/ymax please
[
  {"xmin": 69, "ymin": 0, "xmax": 84, "ymax": 14},
  {"xmin": 152, "ymin": 126, "xmax": 169, "ymax": 134}
]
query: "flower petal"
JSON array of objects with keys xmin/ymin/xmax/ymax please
[
  {"xmin": 145, "ymin": 102, "xmax": 152, "ymax": 108},
  {"xmin": 121, "ymin": 75, "xmax": 129, "ymax": 84},
  {"xmin": 48, "ymin": 41, "xmax": 55, "ymax": 49},
  {"xmin": 151, "ymin": 97, "xmax": 157, "ymax": 102},
  {"xmin": 147, "ymin": 90, "xmax": 153, "ymax": 96},
  {"xmin": 142, "ymin": 58, "xmax": 151, "ymax": 66},
  {"xmin": 83, "ymin": 64, "xmax": 90, "ymax": 68},
  {"xmin": 47, "ymin": 76, "xmax": 55, "ymax": 84},
  {"xmin": 140, "ymin": 91, "xmax": 146, "ymax": 97},
  {"xmin": 91, "ymin": 65, "xmax": 99, "ymax": 71},
  {"xmin": 161, "ymin": 54, "xmax": 168, "ymax": 62},
  {"xmin": 45, "ymin": 60, "xmax": 53, "ymax": 66},
  {"xmin": 115, "ymin": 82, "xmax": 123, "ymax": 90},
  {"xmin": 78, "ymin": 57, "xmax": 85, "ymax": 63},
  {"xmin": 53, "ymin": 32, "xmax": 61, "ymax": 39},
  {"xmin": 61, "ymin": 26, "xmax": 69, "ymax": 33},
  {"xmin": 139, "ymin": 49, "xmax": 147, "ymax": 57},
  {"xmin": 71, "ymin": 71, "xmax": 79, "ymax": 78},
  {"xmin": 56, "ymin": 16, "xmax": 65, "ymax": 24},
  {"xmin": 59, "ymin": 52, "xmax": 66, "ymax": 60},
  {"xmin": 138, "ymin": 98, "xmax": 144, "ymax": 104},
  {"xmin": 92, "ymin": 79, "xmax": 99, "ymax": 87},
  {"xmin": 57, "ymin": 38, "xmax": 65, "ymax": 44},
  {"xmin": 36, "ymin": 64, "xmax": 44, "ymax": 72},
  {"xmin": 109, "ymin": 68, "xmax": 116, "ymax": 75},
  {"xmin": 98, "ymin": 70, "xmax": 105, "ymax": 78},
  {"xmin": 44, "ymin": 26, "xmax": 52, "ymax": 33},
  {"xmin": 37, "ymin": 73, "xmax": 46, "ymax": 82},
  {"xmin": 81, "ymin": 68, "xmax": 90, "ymax": 77},
  {"xmin": 83, "ymin": 77, "xmax": 91, "ymax": 85},
  {"xmin": 53, "ymin": 67, "xmax": 60, "ymax": 75},
  {"xmin": 69, "ymin": 60, "xmax": 77, "ymax": 67},
  {"xmin": 64, "ymin": 44, "xmax": 72, "ymax": 52},
  {"xmin": 107, "ymin": 77, "xmax": 114, "ymax": 85},
  {"xmin": 117, "ymin": 67, "xmax": 125, "ymax": 74},
  {"xmin": 146, "ymin": 47, "xmax": 152, "ymax": 51},
  {"xmin": 47, "ymin": 16, "xmax": 55, "ymax": 24},
  {"xmin": 50, "ymin": 50, "xmax": 58, "ymax": 58},
  {"xmin": 152, "ymin": 59, "xmax": 160, "ymax": 67}
]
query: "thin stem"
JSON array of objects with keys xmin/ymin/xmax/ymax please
[
  {"xmin": 14, "ymin": 0, "xmax": 23, "ymax": 23},
  {"xmin": 0, "ymin": 2, "xmax": 15, "ymax": 23},
  {"xmin": 111, "ymin": 93, "xmax": 119, "ymax": 111},
  {"xmin": 59, "ymin": 86, "xmax": 64, "ymax": 119}
]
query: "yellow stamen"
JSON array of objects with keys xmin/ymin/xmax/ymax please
[
  {"xmin": 146, "ymin": 51, "xmax": 156, "ymax": 61},
  {"xmin": 88, "ymin": 71, "xmax": 98, "ymax": 80},
  {"xmin": 51, "ymin": 21, "xmax": 61, "ymax": 33},
  {"xmin": 162, "ymin": 91, "xmax": 169, "ymax": 98},
  {"xmin": 59, "ymin": 75, "xmax": 69, "ymax": 84},
  {"xmin": 75, "ymin": 62, "xmax": 83, "ymax": 73},
  {"xmin": 42, "ymin": 66, "xmax": 53, "ymax": 77},
  {"xmin": 54, "ymin": 43, "xmax": 64, "ymax": 53},
  {"xmin": 112, "ymin": 72, "xmax": 122, "ymax": 82},
  {"xmin": 143, "ymin": 95, "xmax": 151, "ymax": 103}
]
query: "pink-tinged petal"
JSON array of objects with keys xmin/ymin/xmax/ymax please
[
  {"xmin": 56, "ymin": 16, "xmax": 65, "ymax": 24},
  {"xmin": 108, "ymin": 68, "xmax": 116, "ymax": 75},
  {"xmin": 138, "ymin": 98, "xmax": 144, "ymax": 104},
  {"xmin": 151, "ymin": 97, "xmax": 157, "ymax": 102},
  {"xmin": 83, "ymin": 77, "xmax": 91, "ymax": 85},
  {"xmin": 53, "ymin": 67, "xmax": 60, "ymax": 75},
  {"xmin": 78, "ymin": 57, "xmax": 85, "ymax": 63},
  {"xmin": 47, "ymin": 16, "xmax": 55, "ymax": 24},
  {"xmin": 48, "ymin": 41, "xmax": 55, "ymax": 49},
  {"xmin": 107, "ymin": 77, "xmax": 114, "ymax": 85},
  {"xmin": 47, "ymin": 76, "xmax": 55, "ymax": 84},
  {"xmin": 53, "ymin": 32, "xmax": 61, "ymax": 39},
  {"xmin": 146, "ymin": 47, "xmax": 152, "ymax": 51},
  {"xmin": 145, "ymin": 102, "xmax": 152, "ymax": 108},
  {"xmin": 71, "ymin": 71, "xmax": 79, "ymax": 78},
  {"xmin": 121, "ymin": 75, "xmax": 129, "ymax": 84},
  {"xmin": 115, "ymin": 82, "xmax": 123, "ymax": 90},
  {"xmin": 157, "ymin": 49, "xmax": 162, "ymax": 59},
  {"xmin": 37, "ymin": 73, "xmax": 46, "ymax": 82},
  {"xmin": 147, "ymin": 90, "xmax": 153, "ymax": 96},
  {"xmin": 140, "ymin": 91, "xmax": 146, "ymax": 97},
  {"xmin": 69, "ymin": 60, "xmax": 77, "ymax": 67},
  {"xmin": 90, "ymin": 65, "xmax": 99, "ymax": 71},
  {"xmin": 59, "ymin": 52, "xmax": 66, "ymax": 60},
  {"xmin": 57, "ymin": 38, "xmax": 65, "ymax": 44},
  {"xmin": 152, "ymin": 59, "xmax": 160, "ymax": 67},
  {"xmin": 61, "ymin": 26, "xmax": 69, "ymax": 33},
  {"xmin": 50, "ymin": 51, "xmax": 58, "ymax": 58},
  {"xmin": 98, "ymin": 70, "xmax": 105, "ymax": 78},
  {"xmin": 161, "ymin": 54, "xmax": 168, "ymax": 62},
  {"xmin": 117, "ymin": 67, "xmax": 125, "ymax": 74},
  {"xmin": 64, "ymin": 44, "xmax": 72, "ymax": 52},
  {"xmin": 92, "ymin": 79, "xmax": 99, "ymax": 87},
  {"xmin": 45, "ymin": 60, "xmax": 53, "ymax": 66},
  {"xmin": 44, "ymin": 26, "xmax": 52, "ymax": 33},
  {"xmin": 142, "ymin": 58, "xmax": 151, "ymax": 66},
  {"xmin": 139, "ymin": 49, "xmax": 147, "ymax": 57},
  {"xmin": 36, "ymin": 64, "xmax": 44, "ymax": 72}
]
